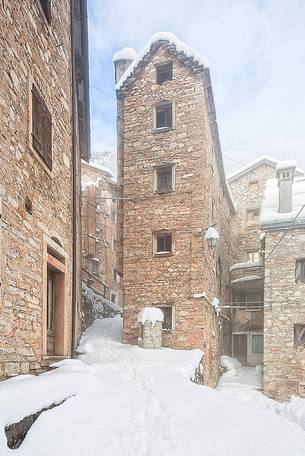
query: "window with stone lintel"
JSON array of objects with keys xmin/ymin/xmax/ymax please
[
  {"xmin": 155, "ymin": 102, "xmax": 173, "ymax": 129},
  {"xmin": 154, "ymin": 232, "xmax": 173, "ymax": 256}
]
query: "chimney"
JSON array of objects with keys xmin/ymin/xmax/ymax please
[
  {"xmin": 113, "ymin": 47, "xmax": 137, "ymax": 85},
  {"xmin": 276, "ymin": 161, "xmax": 296, "ymax": 213}
]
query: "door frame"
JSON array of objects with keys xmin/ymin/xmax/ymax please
[{"xmin": 232, "ymin": 331, "xmax": 263, "ymax": 366}]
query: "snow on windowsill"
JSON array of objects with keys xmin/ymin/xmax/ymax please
[{"xmin": 230, "ymin": 261, "xmax": 262, "ymax": 271}]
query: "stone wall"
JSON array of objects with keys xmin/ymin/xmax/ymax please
[
  {"xmin": 229, "ymin": 163, "xmax": 276, "ymax": 337},
  {"xmin": 81, "ymin": 163, "xmax": 122, "ymax": 306},
  {"xmin": 0, "ymin": 1, "xmax": 74, "ymax": 377},
  {"xmin": 264, "ymin": 227, "xmax": 305, "ymax": 401},
  {"xmin": 117, "ymin": 44, "xmax": 234, "ymax": 387}
]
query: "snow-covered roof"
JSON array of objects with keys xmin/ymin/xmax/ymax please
[
  {"xmin": 115, "ymin": 32, "xmax": 209, "ymax": 90},
  {"xmin": 81, "ymin": 159, "xmax": 113, "ymax": 177},
  {"xmin": 227, "ymin": 156, "xmax": 304, "ymax": 183},
  {"xmin": 230, "ymin": 261, "xmax": 262, "ymax": 272},
  {"xmin": 231, "ymin": 275, "xmax": 263, "ymax": 284},
  {"xmin": 113, "ymin": 47, "xmax": 138, "ymax": 62},
  {"xmin": 260, "ymin": 176, "xmax": 305, "ymax": 229}
]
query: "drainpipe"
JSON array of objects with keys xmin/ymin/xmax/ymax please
[{"xmin": 70, "ymin": 0, "xmax": 77, "ymax": 357}]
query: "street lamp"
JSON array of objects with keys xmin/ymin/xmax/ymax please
[{"xmin": 204, "ymin": 226, "xmax": 219, "ymax": 249}]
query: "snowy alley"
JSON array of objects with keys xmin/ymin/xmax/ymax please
[{"xmin": 0, "ymin": 316, "xmax": 305, "ymax": 456}]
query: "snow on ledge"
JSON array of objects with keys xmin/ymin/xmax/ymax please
[
  {"xmin": 230, "ymin": 260, "xmax": 262, "ymax": 271},
  {"xmin": 231, "ymin": 275, "xmax": 262, "ymax": 284},
  {"xmin": 276, "ymin": 160, "xmax": 297, "ymax": 172},
  {"xmin": 113, "ymin": 47, "xmax": 138, "ymax": 62},
  {"xmin": 137, "ymin": 307, "xmax": 164, "ymax": 327},
  {"xmin": 116, "ymin": 31, "xmax": 210, "ymax": 90}
]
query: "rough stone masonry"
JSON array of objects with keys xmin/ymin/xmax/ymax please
[{"xmin": 115, "ymin": 36, "xmax": 235, "ymax": 387}]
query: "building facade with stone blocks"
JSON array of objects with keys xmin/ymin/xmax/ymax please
[
  {"xmin": 261, "ymin": 163, "xmax": 305, "ymax": 401},
  {"xmin": 81, "ymin": 161, "xmax": 122, "ymax": 307},
  {"xmin": 114, "ymin": 33, "xmax": 235, "ymax": 387},
  {"xmin": 0, "ymin": 0, "xmax": 90, "ymax": 377},
  {"xmin": 228, "ymin": 157, "xmax": 278, "ymax": 366}
]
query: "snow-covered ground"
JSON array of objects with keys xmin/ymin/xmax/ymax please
[{"xmin": 1, "ymin": 317, "xmax": 305, "ymax": 455}]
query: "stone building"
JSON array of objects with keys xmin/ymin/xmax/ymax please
[
  {"xmin": 261, "ymin": 162, "xmax": 305, "ymax": 400},
  {"xmin": 114, "ymin": 32, "xmax": 235, "ymax": 386},
  {"xmin": 81, "ymin": 161, "xmax": 122, "ymax": 306},
  {"xmin": 0, "ymin": 0, "xmax": 90, "ymax": 377},
  {"xmin": 228, "ymin": 157, "xmax": 279, "ymax": 366}
]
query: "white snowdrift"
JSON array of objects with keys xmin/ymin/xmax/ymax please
[{"xmin": 0, "ymin": 318, "xmax": 305, "ymax": 455}]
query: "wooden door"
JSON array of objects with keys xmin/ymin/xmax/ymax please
[
  {"xmin": 47, "ymin": 270, "xmax": 55, "ymax": 355},
  {"xmin": 233, "ymin": 334, "xmax": 247, "ymax": 365}
]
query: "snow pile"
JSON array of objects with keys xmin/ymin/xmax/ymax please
[
  {"xmin": 137, "ymin": 307, "xmax": 164, "ymax": 327},
  {"xmin": 113, "ymin": 47, "xmax": 138, "ymax": 62},
  {"xmin": 1, "ymin": 318, "xmax": 305, "ymax": 455},
  {"xmin": 204, "ymin": 226, "xmax": 219, "ymax": 241},
  {"xmin": 260, "ymin": 176, "xmax": 305, "ymax": 227},
  {"xmin": 221, "ymin": 355, "xmax": 242, "ymax": 371},
  {"xmin": 81, "ymin": 282, "xmax": 122, "ymax": 330},
  {"xmin": 116, "ymin": 31, "xmax": 209, "ymax": 89},
  {"xmin": 218, "ymin": 367, "xmax": 305, "ymax": 432}
]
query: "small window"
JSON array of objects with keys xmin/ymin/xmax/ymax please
[
  {"xmin": 110, "ymin": 293, "xmax": 117, "ymax": 304},
  {"xmin": 247, "ymin": 251, "xmax": 259, "ymax": 262},
  {"xmin": 38, "ymin": 0, "xmax": 51, "ymax": 23},
  {"xmin": 156, "ymin": 102, "xmax": 172, "ymax": 129},
  {"xmin": 112, "ymin": 238, "xmax": 117, "ymax": 252},
  {"xmin": 31, "ymin": 85, "xmax": 52, "ymax": 170},
  {"xmin": 251, "ymin": 334, "xmax": 263, "ymax": 354},
  {"xmin": 294, "ymin": 324, "xmax": 305, "ymax": 348},
  {"xmin": 249, "ymin": 180, "xmax": 258, "ymax": 191},
  {"xmin": 246, "ymin": 208, "xmax": 260, "ymax": 226},
  {"xmin": 156, "ymin": 306, "xmax": 173, "ymax": 331},
  {"xmin": 156, "ymin": 62, "xmax": 173, "ymax": 84},
  {"xmin": 155, "ymin": 232, "xmax": 172, "ymax": 255},
  {"xmin": 296, "ymin": 259, "xmax": 305, "ymax": 283},
  {"xmin": 156, "ymin": 165, "xmax": 173, "ymax": 192}
]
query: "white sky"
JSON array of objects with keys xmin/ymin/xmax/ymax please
[{"xmin": 88, "ymin": 0, "xmax": 305, "ymax": 174}]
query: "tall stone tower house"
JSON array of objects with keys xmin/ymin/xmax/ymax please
[{"xmin": 114, "ymin": 33, "xmax": 235, "ymax": 386}]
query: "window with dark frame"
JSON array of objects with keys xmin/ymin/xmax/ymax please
[
  {"xmin": 156, "ymin": 166, "xmax": 173, "ymax": 192},
  {"xmin": 246, "ymin": 208, "xmax": 260, "ymax": 226},
  {"xmin": 156, "ymin": 62, "xmax": 173, "ymax": 84},
  {"xmin": 156, "ymin": 306, "xmax": 173, "ymax": 331},
  {"xmin": 156, "ymin": 103, "xmax": 172, "ymax": 129},
  {"xmin": 296, "ymin": 259, "xmax": 305, "ymax": 283},
  {"xmin": 294, "ymin": 324, "xmax": 305, "ymax": 348},
  {"xmin": 32, "ymin": 85, "xmax": 52, "ymax": 170},
  {"xmin": 155, "ymin": 232, "xmax": 172, "ymax": 254},
  {"xmin": 38, "ymin": 0, "xmax": 52, "ymax": 23}
]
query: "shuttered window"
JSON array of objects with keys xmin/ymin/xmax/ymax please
[{"xmin": 32, "ymin": 85, "xmax": 52, "ymax": 170}]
